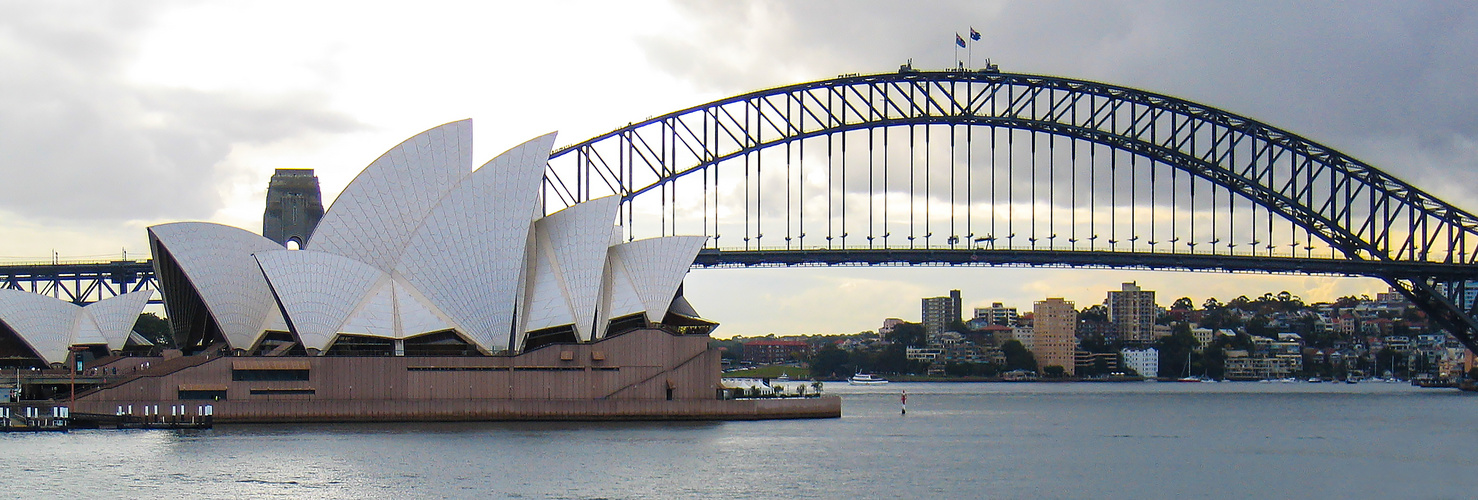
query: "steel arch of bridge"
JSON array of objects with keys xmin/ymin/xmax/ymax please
[{"xmin": 543, "ymin": 70, "xmax": 1478, "ymax": 352}]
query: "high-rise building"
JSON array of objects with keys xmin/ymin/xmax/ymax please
[
  {"xmin": 1107, "ymin": 282, "xmax": 1158, "ymax": 345},
  {"xmin": 1033, "ymin": 297, "xmax": 1077, "ymax": 376},
  {"xmin": 922, "ymin": 290, "xmax": 963, "ymax": 336},
  {"xmin": 973, "ymin": 302, "xmax": 1019, "ymax": 327},
  {"xmin": 262, "ymin": 169, "xmax": 324, "ymax": 248}
]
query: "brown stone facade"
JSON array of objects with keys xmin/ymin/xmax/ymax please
[{"xmin": 72, "ymin": 329, "xmax": 839, "ymax": 422}]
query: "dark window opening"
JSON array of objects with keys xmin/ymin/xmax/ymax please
[
  {"xmin": 325, "ymin": 335, "xmax": 393, "ymax": 356},
  {"xmin": 251, "ymin": 331, "xmax": 306, "ymax": 356},
  {"xmin": 659, "ymin": 311, "xmax": 719, "ymax": 336},
  {"xmin": 523, "ymin": 325, "xmax": 577, "ymax": 351},
  {"xmin": 605, "ymin": 314, "xmax": 649, "ymax": 338},
  {"xmin": 178, "ymin": 390, "xmax": 227, "ymax": 400},
  {"xmin": 232, "ymin": 369, "xmax": 310, "ymax": 381},
  {"xmin": 249, "ymin": 388, "xmax": 315, "ymax": 395},
  {"xmin": 403, "ymin": 331, "xmax": 482, "ymax": 356},
  {"xmin": 0, "ymin": 323, "xmax": 45, "ymax": 368}
]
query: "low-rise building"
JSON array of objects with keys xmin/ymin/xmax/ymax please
[
  {"xmin": 905, "ymin": 347, "xmax": 944, "ymax": 362},
  {"xmin": 1223, "ymin": 349, "xmax": 1303, "ymax": 380},
  {"xmin": 742, "ymin": 340, "xmax": 811, "ymax": 364},
  {"xmin": 1121, "ymin": 347, "xmax": 1159, "ymax": 378},
  {"xmin": 1075, "ymin": 351, "xmax": 1119, "ymax": 375},
  {"xmin": 1010, "ymin": 325, "xmax": 1035, "ymax": 350},
  {"xmin": 1191, "ymin": 328, "xmax": 1214, "ymax": 350}
]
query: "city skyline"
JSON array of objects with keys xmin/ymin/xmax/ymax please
[{"xmin": 3, "ymin": 2, "xmax": 1477, "ymax": 336}]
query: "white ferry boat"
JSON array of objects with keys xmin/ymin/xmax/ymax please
[{"xmin": 848, "ymin": 373, "xmax": 889, "ymax": 385}]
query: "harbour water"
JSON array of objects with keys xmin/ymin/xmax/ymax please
[{"xmin": 3, "ymin": 382, "xmax": 1475, "ymax": 498}]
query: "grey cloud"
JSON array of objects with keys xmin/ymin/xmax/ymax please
[{"xmin": 0, "ymin": 2, "xmax": 361, "ymax": 223}]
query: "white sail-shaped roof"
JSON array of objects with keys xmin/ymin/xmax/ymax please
[
  {"xmin": 607, "ymin": 236, "xmax": 706, "ymax": 323},
  {"xmin": 520, "ymin": 244, "xmax": 576, "ymax": 339},
  {"xmin": 255, "ymin": 250, "xmax": 388, "ymax": 351},
  {"xmin": 0, "ymin": 289, "xmax": 150, "ymax": 363},
  {"xmin": 337, "ymin": 277, "xmax": 456, "ymax": 339},
  {"xmin": 130, "ymin": 124, "xmax": 713, "ymax": 356},
  {"xmin": 521, "ymin": 197, "xmax": 619, "ymax": 341},
  {"xmin": 83, "ymin": 291, "xmax": 155, "ymax": 351},
  {"xmin": 394, "ymin": 279, "xmax": 455, "ymax": 337},
  {"xmin": 0, "ymin": 289, "xmax": 82, "ymax": 364},
  {"xmin": 149, "ymin": 222, "xmax": 286, "ymax": 350},
  {"xmin": 71, "ymin": 313, "xmax": 109, "ymax": 347},
  {"xmin": 393, "ymin": 132, "xmax": 555, "ymax": 353},
  {"xmin": 309, "ymin": 120, "xmax": 473, "ymax": 272},
  {"xmin": 604, "ymin": 261, "xmax": 644, "ymax": 318},
  {"xmin": 339, "ymin": 277, "xmax": 398, "ymax": 338}
]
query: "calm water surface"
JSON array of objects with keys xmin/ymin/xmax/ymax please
[{"xmin": 3, "ymin": 382, "xmax": 1475, "ymax": 499}]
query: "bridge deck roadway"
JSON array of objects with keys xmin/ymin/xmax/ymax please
[{"xmin": 694, "ymin": 248, "xmax": 1478, "ymax": 280}]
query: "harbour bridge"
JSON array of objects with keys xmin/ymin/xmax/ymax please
[{"xmin": 7, "ymin": 68, "xmax": 1478, "ymax": 352}]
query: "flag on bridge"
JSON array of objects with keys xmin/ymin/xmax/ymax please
[
  {"xmin": 970, "ymin": 27, "xmax": 981, "ymax": 41},
  {"xmin": 956, "ymin": 34, "xmax": 967, "ymax": 48}
]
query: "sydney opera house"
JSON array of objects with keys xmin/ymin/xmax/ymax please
[{"xmin": 3, "ymin": 120, "xmax": 837, "ymax": 421}]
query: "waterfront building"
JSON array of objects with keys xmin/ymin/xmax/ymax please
[
  {"xmin": 1223, "ymin": 349, "xmax": 1303, "ymax": 380},
  {"xmin": 1107, "ymin": 282, "xmax": 1158, "ymax": 345},
  {"xmin": 1121, "ymin": 347, "xmax": 1159, "ymax": 378},
  {"xmin": 922, "ymin": 290, "xmax": 963, "ymax": 336},
  {"xmin": 261, "ymin": 168, "xmax": 324, "ymax": 248},
  {"xmin": 148, "ymin": 123, "xmax": 711, "ymax": 356},
  {"xmin": 56, "ymin": 121, "xmax": 845, "ymax": 422},
  {"xmin": 1033, "ymin": 298, "xmax": 1077, "ymax": 376},
  {"xmin": 743, "ymin": 339, "xmax": 810, "ymax": 364},
  {"xmin": 973, "ymin": 302, "xmax": 1018, "ymax": 327},
  {"xmin": 905, "ymin": 346, "xmax": 943, "ymax": 362},
  {"xmin": 1075, "ymin": 351, "xmax": 1119, "ymax": 375}
]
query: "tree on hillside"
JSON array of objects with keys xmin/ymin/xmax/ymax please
[
  {"xmin": 1001, "ymin": 340, "xmax": 1037, "ymax": 372},
  {"xmin": 887, "ymin": 322, "xmax": 927, "ymax": 348},
  {"xmin": 133, "ymin": 313, "xmax": 171, "ymax": 346},
  {"xmin": 1227, "ymin": 295, "xmax": 1251, "ymax": 311},
  {"xmin": 1156, "ymin": 329, "xmax": 1200, "ymax": 378},
  {"xmin": 1077, "ymin": 304, "xmax": 1108, "ymax": 323},
  {"xmin": 808, "ymin": 345, "xmax": 851, "ymax": 379},
  {"xmin": 1172, "ymin": 297, "xmax": 1195, "ymax": 311},
  {"xmin": 710, "ymin": 338, "xmax": 744, "ymax": 361}
]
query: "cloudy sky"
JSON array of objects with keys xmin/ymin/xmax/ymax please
[{"xmin": 2, "ymin": 0, "xmax": 1475, "ymax": 336}]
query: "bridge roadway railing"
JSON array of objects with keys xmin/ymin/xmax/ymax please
[{"xmin": 694, "ymin": 247, "xmax": 1478, "ymax": 281}]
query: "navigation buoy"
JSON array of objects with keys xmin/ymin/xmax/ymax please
[{"xmin": 901, "ymin": 389, "xmax": 907, "ymax": 415}]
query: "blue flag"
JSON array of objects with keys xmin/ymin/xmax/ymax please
[
  {"xmin": 970, "ymin": 28, "xmax": 981, "ymax": 41},
  {"xmin": 956, "ymin": 34, "xmax": 966, "ymax": 48}
]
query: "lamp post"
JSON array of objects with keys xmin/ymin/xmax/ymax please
[{"xmin": 69, "ymin": 346, "xmax": 87, "ymax": 405}]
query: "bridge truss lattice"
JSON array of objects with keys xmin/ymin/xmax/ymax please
[{"xmin": 543, "ymin": 70, "xmax": 1478, "ymax": 352}]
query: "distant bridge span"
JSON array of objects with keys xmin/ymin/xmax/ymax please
[
  {"xmin": 543, "ymin": 69, "xmax": 1478, "ymax": 352},
  {"xmin": 6, "ymin": 69, "xmax": 1478, "ymax": 352}
]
